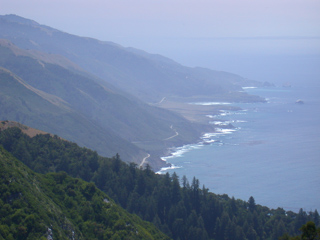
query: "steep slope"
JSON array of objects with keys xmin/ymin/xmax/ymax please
[
  {"xmin": 0, "ymin": 126, "xmax": 317, "ymax": 240},
  {"xmin": 0, "ymin": 67, "xmax": 147, "ymax": 163},
  {"xmin": 0, "ymin": 14, "xmax": 267, "ymax": 169},
  {"xmin": 0, "ymin": 146, "xmax": 170, "ymax": 240},
  {"xmin": 0, "ymin": 40, "xmax": 208, "ymax": 149},
  {"xmin": 0, "ymin": 14, "xmax": 265, "ymax": 103},
  {"xmin": 0, "ymin": 41, "xmax": 214, "ymax": 168}
]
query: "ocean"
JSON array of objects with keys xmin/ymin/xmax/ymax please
[{"xmin": 159, "ymin": 82, "xmax": 320, "ymax": 212}]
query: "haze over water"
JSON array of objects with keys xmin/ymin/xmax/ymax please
[
  {"xmin": 160, "ymin": 62, "xmax": 320, "ymax": 212},
  {"xmin": 2, "ymin": 0, "xmax": 319, "ymax": 213}
]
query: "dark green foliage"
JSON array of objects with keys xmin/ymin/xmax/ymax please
[
  {"xmin": 248, "ymin": 196, "xmax": 256, "ymax": 212},
  {"xmin": 0, "ymin": 146, "xmax": 80, "ymax": 239},
  {"xmin": 0, "ymin": 145, "xmax": 170, "ymax": 240},
  {"xmin": 0, "ymin": 128, "xmax": 99, "ymax": 180},
  {"xmin": 300, "ymin": 221, "xmax": 320, "ymax": 240},
  {"xmin": 1, "ymin": 127, "xmax": 319, "ymax": 240},
  {"xmin": 280, "ymin": 221, "xmax": 320, "ymax": 240}
]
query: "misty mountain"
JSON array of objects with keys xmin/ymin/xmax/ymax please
[
  {"xmin": 0, "ymin": 14, "xmax": 264, "ymax": 103},
  {"xmin": 0, "ymin": 65, "xmax": 148, "ymax": 163},
  {"xmin": 0, "ymin": 14, "xmax": 266, "ymax": 168},
  {"xmin": 0, "ymin": 38, "xmax": 212, "ymax": 167}
]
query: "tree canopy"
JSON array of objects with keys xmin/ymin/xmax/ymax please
[{"xmin": 0, "ymin": 127, "xmax": 319, "ymax": 240}]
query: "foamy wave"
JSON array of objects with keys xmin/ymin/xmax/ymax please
[
  {"xmin": 210, "ymin": 120, "xmax": 247, "ymax": 126},
  {"xmin": 203, "ymin": 139, "xmax": 216, "ymax": 144},
  {"xmin": 159, "ymin": 105, "xmax": 250, "ymax": 173},
  {"xmin": 161, "ymin": 143, "xmax": 204, "ymax": 161},
  {"xmin": 219, "ymin": 110, "xmax": 232, "ymax": 116},
  {"xmin": 242, "ymin": 86, "xmax": 257, "ymax": 90},
  {"xmin": 219, "ymin": 110, "xmax": 248, "ymax": 117},
  {"xmin": 159, "ymin": 126, "xmax": 240, "ymax": 174},
  {"xmin": 236, "ymin": 120, "xmax": 247, "ymax": 123},
  {"xmin": 210, "ymin": 121, "xmax": 224, "ymax": 125},
  {"xmin": 190, "ymin": 102, "xmax": 232, "ymax": 106},
  {"xmin": 201, "ymin": 128, "xmax": 237, "ymax": 144},
  {"xmin": 216, "ymin": 128, "xmax": 236, "ymax": 134},
  {"xmin": 202, "ymin": 133, "xmax": 219, "ymax": 139},
  {"xmin": 158, "ymin": 141, "xmax": 208, "ymax": 174},
  {"xmin": 156, "ymin": 164, "xmax": 182, "ymax": 174}
]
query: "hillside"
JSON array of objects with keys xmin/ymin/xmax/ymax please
[
  {"xmin": 0, "ymin": 14, "xmax": 267, "ymax": 169},
  {"xmin": 0, "ymin": 126, "xmax": 319, "ymax": 240},
  {"xmin": 0, "ymin": 15, "xmax": 264, "ymax": 167},
  {"xmin": 0, "ymin": 40, "xmax": 212, "ymax": 168},
  {"xmin": 0, "ymin": 145, "xmax": 170, "ymax": 240},
  {"xmin": 0, "ymin": 68, "xmax": 148, "ymax": 164},
  {"xmin": 0, "ymin": 14, "xmax": 266, "ymax": 103}
]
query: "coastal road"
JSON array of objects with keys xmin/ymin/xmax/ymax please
[
  {"xmin": 139, "ymin": 153, "xmax": 150, "ymax": 168},
  {"xmin": 164, "ymin": 125, "xmax": 179, "ymax": 140},
  {"xmin": 158, "ymin": 97, "xmax": 166, "ymax": 104}
]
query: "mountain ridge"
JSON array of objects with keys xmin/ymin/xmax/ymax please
[
  {"xmin": 0, "ymin": 14, "xmax": 266, "ymax": 103},
  {"xmin": 0, "ymin": 39, "xmax": 211, "ymax": 169},
  {"xmin": 0, "ymin": 67, "xmax": 148, "ymax": 165},
  {"xmin": 0, "ymin": 14, "xmax": 266, "ymax": 169}
]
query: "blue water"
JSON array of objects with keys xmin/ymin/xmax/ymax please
[{"xmin": 161, "ymin": 84, "xmax": 320, "ymax": 212}]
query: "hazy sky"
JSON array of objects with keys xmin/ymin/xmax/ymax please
[
  {"xmin": 1, "ymin": 0, "xmax": 319, "ymax": 40},
  {"xmin": 1, "ymin": 0, "xmax": 320, "ymax": 81}
]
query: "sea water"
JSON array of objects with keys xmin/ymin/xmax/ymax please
[{"xmin": 159, "ymin": 83, "xmax": 320, "ymax": 212}]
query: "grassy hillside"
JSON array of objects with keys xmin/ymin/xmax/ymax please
[
  {"xmin": 0, "ymin": 145, "xmax": 170, "ymax": 240},
  {"xmin": 0, "ymin": 67, "xmax": 147, "ymax": 164}
]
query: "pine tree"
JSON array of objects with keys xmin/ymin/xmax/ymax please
[{"xmin": 248, "ymin": 196, "xmax": 256, "ymax": 212}]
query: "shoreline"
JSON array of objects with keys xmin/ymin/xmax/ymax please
[
  {"xmin": 154, "ymin": 84, "xmax": 320, "ymax": 211},
  {"xmin": 153, "ymin": 87, "xmax": 267, "ymax": 173},
  {"xmin": 156, "ymin": 108, "xmax": 241, "ymax": 174}
]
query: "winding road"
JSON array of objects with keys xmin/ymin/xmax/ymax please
[
  {"xmin": 163, "ymin": 125, "xmax": 179, "ymax": 140},
  {"xmin": 139, "ymin": 125, "xmax": 179, "ymax": 167},
  {"xmin": 139, "ymin": 153, "xmax": 150, "ymax": 168}
]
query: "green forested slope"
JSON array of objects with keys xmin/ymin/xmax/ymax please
[
  {"xmin": 1, "ymin": 126, "xmax": 319, "ymax": 240},
  {"xmin": 0, "ymin": 145, "xmax": 170, "ymax": 240}
]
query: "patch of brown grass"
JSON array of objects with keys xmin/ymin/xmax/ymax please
[{"xmin": 0, "ymin": 120, "xmax": 49, "ymax": 138}]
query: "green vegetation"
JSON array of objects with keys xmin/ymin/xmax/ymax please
[
  {"xmin": 280, "ymin": 221, "xmax": 320, "ymax": 240},
  {"xmin": 1, "ymin": 127, "xmax": 319, "ymax": 240},
  {"xmin": 0, "ymin": 145, "xmax": 169, "ymax": 240},
  {"xmin": 0, "ymin": 14, "xmax": 316, "ymax": 240}
]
